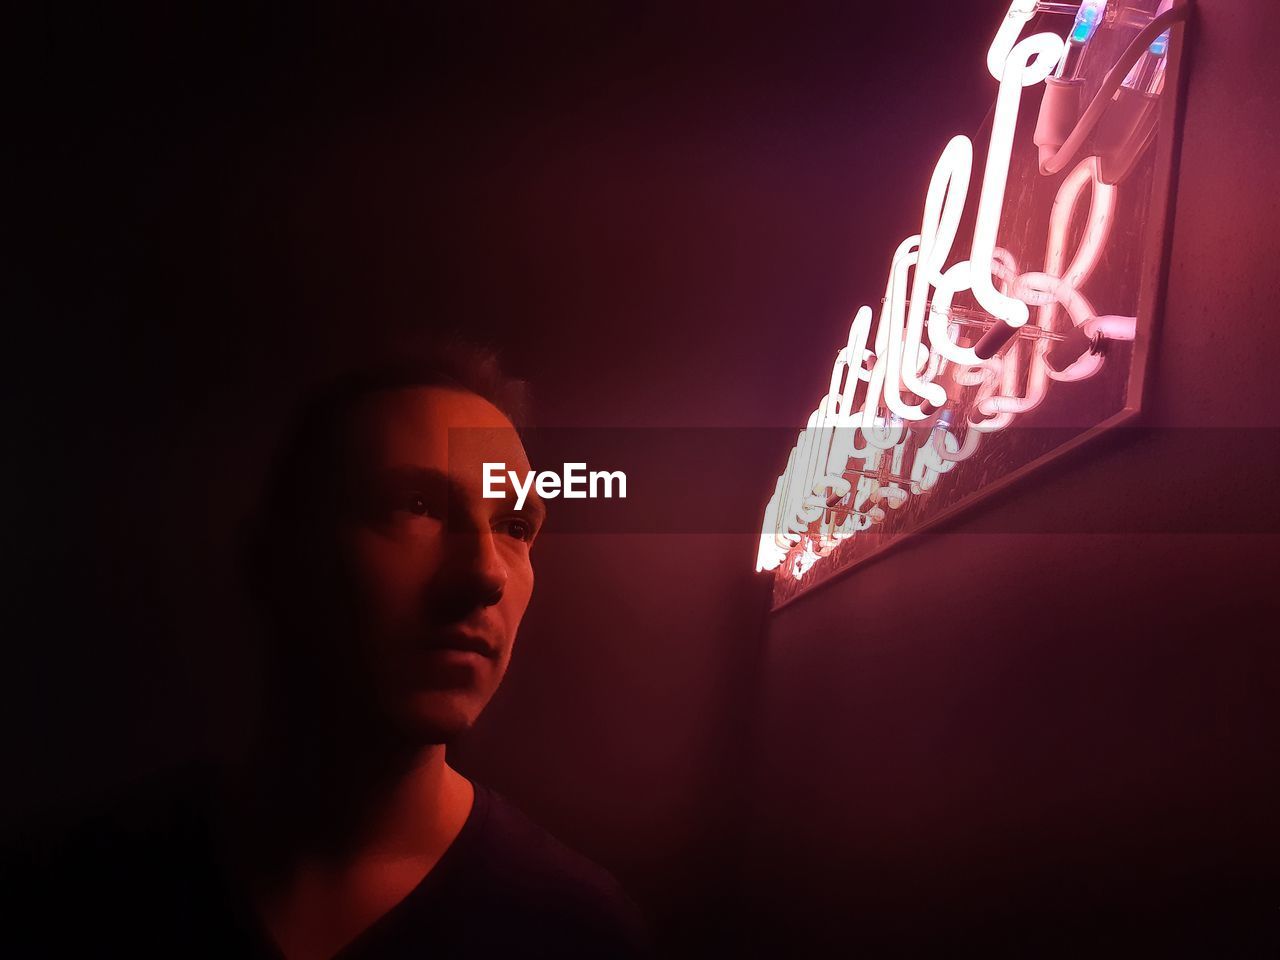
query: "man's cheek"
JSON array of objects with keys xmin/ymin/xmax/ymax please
[
  {"xmin": 353, "ymin": 533, "xmax": 421, "ymax": 582},
  {"xmin": 507, "ymin": 569, "xmax": 535, "ymax": 620},
  {"xmin": 345, "ymin": 547, "xmax": 424, "ymax": 633}
]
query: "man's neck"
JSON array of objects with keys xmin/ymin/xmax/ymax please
[
  {"xmin": 220, "ymin": 712, "xmax": 474, "ymax": 878},
  {"xmin": 214, "ymin": 720, "xmax": 477, "ymax": 960}
]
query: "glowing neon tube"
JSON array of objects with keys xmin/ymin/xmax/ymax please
[
  {"xmin": 970, "ymin": 31, "xmax": 1067, "ymax": 342},
  {"xmin": 987, "ymin": 1, "xmax": 1041, "ymax": 81},
  {"xmin": 878, "ymin": 237, "xmax": 926, "ymax": 421},
  {"xmin": 933, "ymin": 421, "xmax": 982, "ymax": 463},
  {"xmin": 755, "ymin": 0, "xmax": 1172, "ymax": 577},
  {"xmin": 755, "ymin": 472, "xmax": 787, "ymax": 572},
  {"xmin": 903, "ymin": 135, "xmax": 971, "ymax": 409},
  {"xmin": 857, "ymin": 236, "xmax": 916, "ymax": 426},
  {"xmin": 978, "ymin": 156, "xmax": 1115, "ymax": 415}
]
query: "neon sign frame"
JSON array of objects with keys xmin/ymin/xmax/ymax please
[{"xmin": 759, "ymin": 1, "xmax": 1192, "ymax": 609}]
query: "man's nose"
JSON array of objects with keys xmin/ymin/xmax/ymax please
[{"xmin": 444, "ymin": 522, "xmax": 507, "ymax": 607}]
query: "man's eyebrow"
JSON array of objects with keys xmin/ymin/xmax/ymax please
[{"xmin": 379, "ymin": 464, "xmax": 452, "ymax": 491}]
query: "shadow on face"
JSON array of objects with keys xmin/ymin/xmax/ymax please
[{"xmin": 254, "ymin": 386, "xmax": 543, "ymax": 746}]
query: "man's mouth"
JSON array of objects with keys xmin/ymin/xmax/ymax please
[{"xmin": 424, "ymin": 629, "xmax": 499, "ymax": 659}]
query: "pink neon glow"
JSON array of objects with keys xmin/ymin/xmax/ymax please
[
  {"xmin": 756, "ymin": 4, "xmax": 1155, "ymax": 577},
  {"xmin": 977, "ymin": 155, "xmax": 1117, "ymax": 416}
]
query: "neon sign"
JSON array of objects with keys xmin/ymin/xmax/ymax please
[{"xmin": 757, "ymin": 1, "xmax": 1189, "ymax": 600}]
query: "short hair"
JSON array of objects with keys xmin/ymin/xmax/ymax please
[{"xmin": 240, "ymin": 339, "xmax": 529, "ymax": 635}]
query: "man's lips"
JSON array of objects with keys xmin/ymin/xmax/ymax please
[{"xmin": 423, "ymin": 629, "xmax": 499, "ymax": 658}]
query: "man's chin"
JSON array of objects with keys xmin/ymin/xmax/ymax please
[{"xmin": 393, "ymin": 690, "xmax": 484, "ymax": 744}]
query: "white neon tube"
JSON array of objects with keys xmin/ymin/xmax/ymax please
[
  {"xmin": 841, "ymin": 304, "xmax": 875, "ymax": 423},
  {"xmin": 1084, "ymin": 314, "xmax": 1137, "ymax": 340},
  {"xmin": 772, "ymin": 440, "xmax": 802, "ymax": 547},
  {"xmin": 858, "ymin": 236, "xmax": 918, "ymax": 426},
  {"xmin": 1047, "ymin": 314, "xmax": 1136, "ymax": 383},
  {"xmin": 777, "ymin": 421, "xmax": 814, "ymax": 542},
  {"xmin": 878, "ymin": 237, "xmax": 928, "ymax": 421},
  {"xmin": 977, "ymin": 155, "xmax": 1116, "ymax": 415},
  {"xmin": 877, "ymin": 484, "xmax": 909, "ymax": 509},
  {"xmin": 933, "ymin": 421, "xmax": 983, "ymax": 463},
  {"xmin": 902, "ymin": 135, "xmax": 972, "ymax": 409},
  {"xmin": 952, "ymin": 360, "xmax": 994, "ymax": 389},
  {"xmin": 890, "ymin": 437, "xmax": 907, "ymax": 480},
  {"xmin": 928, "ymin": 260, "xmax": 982, "ymax": 366},
  {"xmin": 970, "ymin": 349, "xmax": 1020, "ymax": 434},
  {"xmin": 822, "ymin": 306, "xmax": 876, "ymax": 472},
  {"xmin": 862, "ymin": 417, "xmax": 905, "ymax": 451},
  {"xmin": 755, "ymin": 472, "xmax": 787, "ymax": 571},
  {"xmin": 1048, "ymin": 351, "xmax": 1103, "ymax": 382},
  {"xmin": 970, "ymin": 31, "xmax": 1067, "ymax": 332},
  {"xmin": 791, "ymin": 540, "xmax": 820, "ymax": 579},
  {"xmin": 1047, "ymin": 157, "xmax": 1114, "ymax": 297},
  {"xmin": 987, "ymin": 1, "xmax": 1041, "ymax": 82},
  {"xmin": 991, "ymin": 246, "xmax": 1022, "ymax": 295},
  {"xmin": 787, "ymin": 406, "xmax": 827, "ymax": 535},
  {"xmin": 912, "ymin": 425, "xmax": 960, "ymax": 490},
  {"xmin": 811, "ymin": 383, "xmax": 841, "ymax": 488}
]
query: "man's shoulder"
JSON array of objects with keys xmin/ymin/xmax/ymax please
[
  {"xmin": 467, "ymin": 783, "xmax": 623, "ymax": 893},
  {"xmin": 449, "ymin": 782, "xmax": 651, "ymax": 954}
]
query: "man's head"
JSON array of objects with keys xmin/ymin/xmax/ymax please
[{"xmin": 245, "ymin": 343, "xmax": 543, "ymax": 746}]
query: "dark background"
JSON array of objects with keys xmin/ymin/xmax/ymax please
[{"xmin": 7, "ymin": 0, "xmax": 1279, "ymax": 955}]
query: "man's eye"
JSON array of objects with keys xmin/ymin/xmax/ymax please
[
  {"xmin": 495, "ymin": 518, "xmax": 535, "ymax": 542},
  {"xmin": 404, "ymin": 493, "xmax": 436, "ymax": 517}
]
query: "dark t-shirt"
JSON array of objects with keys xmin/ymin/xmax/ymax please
[{"xmin": 8, "ymin": 777, "xmax": 651, "ymax": 958}]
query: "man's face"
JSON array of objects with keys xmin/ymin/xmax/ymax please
[{"xmin": 324, "ymin": 385, "xmax": 543, "ymax": 743}]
